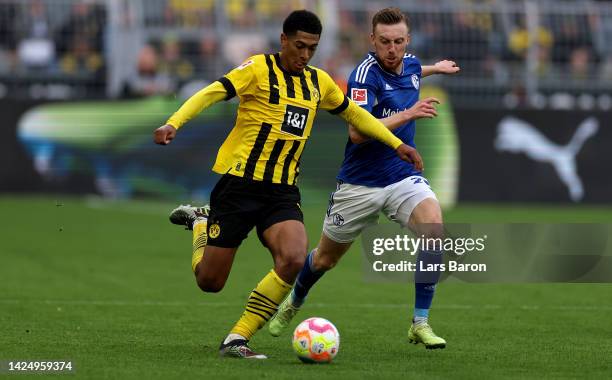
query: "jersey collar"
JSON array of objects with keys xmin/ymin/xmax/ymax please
[{"xmin": 273, "ymin": 53, "xmax": 307, "ymax": 77}]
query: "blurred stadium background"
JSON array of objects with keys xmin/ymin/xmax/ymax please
[
  {"xmin": 2, "ymin": 0, "xmax": 611, "ymax": 377},
  {"xmin": 2, "ymin": 0, "xmax": 612, "ymax": 103},
  {"xmin": 1, "ymin": 0, "xmax": 611, "ymax": 202}
]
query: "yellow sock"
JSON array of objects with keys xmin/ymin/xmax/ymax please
[
  {"xmin": 230, "ymin": 270, "xmax": 292, "ymax": 340},
  {"xmin": 191, "ymin": 219, "xmax": 207, "ymax": 273}
]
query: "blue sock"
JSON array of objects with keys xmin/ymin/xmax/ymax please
[
  {"xmin": 291, "ymin": 250, "xmax": 324, "ymax": 307},
  {"xmin": 414, "ymin": 249, "xmax": 442, "ymax": 321}
]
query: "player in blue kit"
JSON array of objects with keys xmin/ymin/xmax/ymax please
[{"xmin": 269, "ymin": 7, "xmax": 459, "ymax": 348}]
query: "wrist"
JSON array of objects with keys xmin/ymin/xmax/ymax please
[{"xmin": 392, "ymin": 138, "xmax": 403, "ymax": 150}]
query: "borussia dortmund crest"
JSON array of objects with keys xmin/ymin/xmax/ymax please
[{"xmin": 209, "ymin": 223, "xmax": 221, "ymax": 239}]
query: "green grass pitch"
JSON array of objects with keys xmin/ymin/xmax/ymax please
[{"xmin": 1, "ymin": 195, "xmax": 611, "ymax": 379}]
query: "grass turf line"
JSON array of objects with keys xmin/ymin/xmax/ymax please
[{"xmin": 1, "ymin": 196, "xmax": 611, "ymax": 379}]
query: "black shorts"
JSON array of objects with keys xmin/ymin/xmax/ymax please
[{"xmin": 206, "ymin": 174, "xmax": 303, "ymax": 248}]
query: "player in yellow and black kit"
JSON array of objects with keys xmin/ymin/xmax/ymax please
[{"xmin": 153, "ymin": 10, "xmax": 423, "ymax": 359}]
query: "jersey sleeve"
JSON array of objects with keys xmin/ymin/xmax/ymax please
[
  {"xmin": 346, "ymin": 67, "xmax": 378, "ymax": 113},
  {"xmin": 415, "ymin": 55, "xmax": 423, "ymax": 77},
  {"xmin": 217, "ymin": 55, "xmax": 259, "ymax": 99},
  {"xmin": 317, "ymin": 69, "xmax": 350, "ymax": 114},
  {"xmin": 165, "ymin": 81, "xmax": 228, "ymax": 129}
]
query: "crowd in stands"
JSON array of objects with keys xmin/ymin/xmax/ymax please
[
  {"xmin": 1, "ymin": 0, "xmax": 611, "ymax": 104},
  {"xmin": 126, "ymin": 0, "xmax": 612, "ymax": 98},
  {"xmin": 0, "ymin": 0, "xmax": 105, "ymax": 81}
]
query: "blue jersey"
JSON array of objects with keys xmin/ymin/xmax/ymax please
[{"xmin": 337, "ymin": 52, "xmax": 422, "ymax": 187}]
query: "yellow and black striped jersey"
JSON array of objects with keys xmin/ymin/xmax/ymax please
[{"xmin": 213, "ymin": 53, "xmax": 349, "ymax": 185}]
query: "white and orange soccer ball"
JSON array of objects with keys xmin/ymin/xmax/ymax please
[{"xmin": 292, "ymin": 317, "xmax": 340, "ymax": 363}]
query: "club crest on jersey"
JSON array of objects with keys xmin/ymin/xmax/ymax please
[
  {"xmin": 351, "ymin": 88, "xmax": 368, "ymax": 105},
  {"xmin": 312, "ymin": 88, "xmax": 320, "ymax": 102},
  {"xmin": 411, "ymin": 74, "xmax": 420, "ymax": 90},
  {"xmin": 237, "ymin": 59, "xmax": 254, "ymax": 70}
]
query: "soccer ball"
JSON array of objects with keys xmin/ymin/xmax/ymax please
[{"xmin": 292, "ymin": 317, "xmax": 340, "ymax": 363}]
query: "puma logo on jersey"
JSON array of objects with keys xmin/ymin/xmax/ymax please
[{"xmin": 495, "ymin": 116, "xmax": 599, "ymax": 201}]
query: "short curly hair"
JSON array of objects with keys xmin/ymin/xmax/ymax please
[{"xmin": 283, "ymin": 9, "xmax": 322, "ymax": 36}]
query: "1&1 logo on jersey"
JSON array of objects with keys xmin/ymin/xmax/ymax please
[{"xmin": 281, "ymin": 105, "xmax": 309, "ymax": 137}]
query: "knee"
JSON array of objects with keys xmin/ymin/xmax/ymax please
[
  {"xmin": 423, "ymin": 223, "xmax": 445, "ymax": 240},
  {"xmin": 417, "ymin": 214, "xmax": 444, "ymax": 240},
  {"xmin": 196, "ymin": 273, "xmax": 226, "ymax": 293},
  {"xmin": 410, "ymin": 200, "xmax": 444, "ymax": 238},
  {"xmin": 275, "ymin": 248, "xmax": 307, "ymax": 277}
]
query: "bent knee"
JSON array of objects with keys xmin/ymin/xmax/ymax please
[
  {"xmin": 196, "ymin": 274, "xmax": 226, "ymax": 293},
  {"xmin": 275, "ymin": 249, "xmax": 307, "ymax": 276},
  {"xmin": 413, "ymin": 215, "xmax": 444, "ymax": 240},
  {"xmin": 424, "ymin": 224, "xmax": 445, "ymax": 240}
]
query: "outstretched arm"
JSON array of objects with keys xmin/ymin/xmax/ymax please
[
  {"xmin": 153, "ymin": 81, "xmax": 228, "ymax": 145},
  {"xmin": 421, "ymin": 60, "xmax": 460, "ymax": 78},
  {"xmin": 338, "ymin": 101, "xmax": 424, "ymax": 170},
  {"xmin": 348, "ymin": 97, "xmax": 440, "ymax": 144}
]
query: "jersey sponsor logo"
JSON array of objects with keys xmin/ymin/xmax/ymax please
[
  {"xmin": 411, "ymin": 74, "xmax": 419, "ymax": 90},
  {"xmin": 281, "ymin": 104, "xmax": 309, "ymax": 137},
  {"xmin": 237, "ymin": 59, "xmax": 254, "ymax": 70},
  {"xmin": 381, "ymin": 107, "xmax": 407, "ymax": 117},
  {"xmin": 209, "ymin": 223, "xmax": 221, "ymax": 238},
  {"xmin": 351, "ymin": 88, "xmax": 368, "ymax": 105}
]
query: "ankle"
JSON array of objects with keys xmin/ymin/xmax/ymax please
[
  {"xmin": 413, "ymin": 316, "xmax": 428, "ymax": 326},
  {"xmin": 223, "ymin": 333, "xmax": 247, "ymax": 344}
]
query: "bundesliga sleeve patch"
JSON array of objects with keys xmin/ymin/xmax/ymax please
[
  {"xmin": 237, "ymin": 59, "xmax": 254, "ymax": 70},
  {"xmin": 351, "ymin": 88, "xmax": 368, "ymax": 105}
]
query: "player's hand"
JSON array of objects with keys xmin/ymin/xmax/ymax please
[
  {"xmin": 153, "ymin": 124, "xmax": 177, "ymax": 145},
  {"xmin": 406, "ymin": 97, "xmax": 440, "ymax": 120},
  {"xmin": 395, "ymin": 144, "xmax": 423, "ymax": 171},
  {"xmin": 434, "ymin": 60, "xmax": 460, "ymax": 75}
]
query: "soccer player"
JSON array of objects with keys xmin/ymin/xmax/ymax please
[
  {"xmin": 268, "ymin": 7, "xmax": 460, "ymax": 349},
  {"xmin": 153, "ymin": 10, "xmax": 423, "ymax": 359}
]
